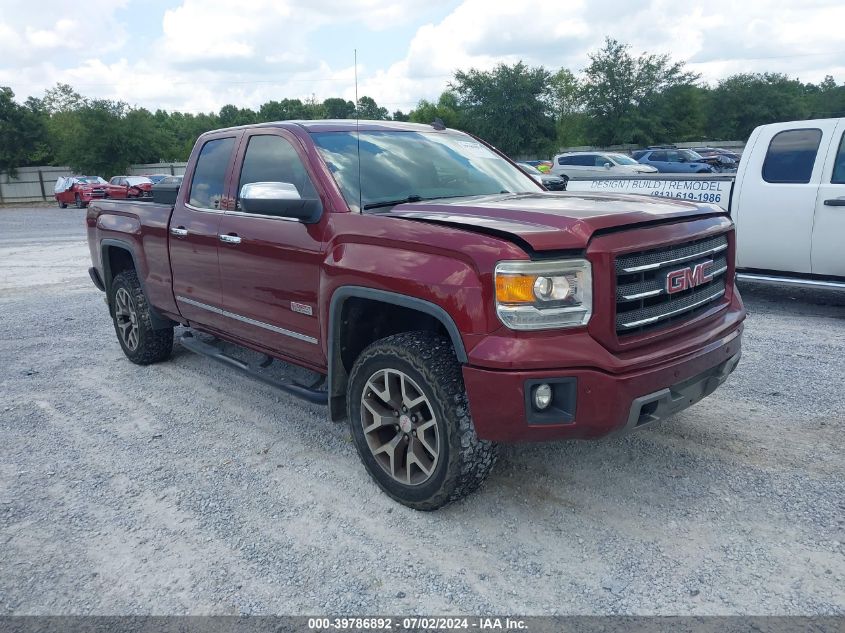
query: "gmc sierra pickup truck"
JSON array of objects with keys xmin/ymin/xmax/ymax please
[{"xmin": 86, "ymin": 120, "xmax": 745, "ymax": 510}]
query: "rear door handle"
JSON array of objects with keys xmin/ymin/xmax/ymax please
[
  {"xmin": 219, "ymin": 233, "xmax": 242, "ymax": 244},
  {"xmin": 823, "ymin": 198, "xmax": 845, "ymax": 207},
  {"xmin": 170, "ymin": 226, "xmax": 188, "ymax": 237}
]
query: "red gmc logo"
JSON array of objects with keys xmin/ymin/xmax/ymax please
[{"xmin": 666, "ymin": 261, "xmax": 714, "ymax": 294}]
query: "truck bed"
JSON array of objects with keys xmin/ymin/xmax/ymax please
[{"xmin": 86, "ymin": 198, "xmax": 178, "ymax": 318}]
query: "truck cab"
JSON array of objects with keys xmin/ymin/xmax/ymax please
[{"xmin": 733, "ymin": 118, "xmax": 845, "ymax": 279}]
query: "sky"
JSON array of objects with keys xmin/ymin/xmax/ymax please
[{"xmin": 1, "ymin": 0, "xmax": 844, "ymax": 114}]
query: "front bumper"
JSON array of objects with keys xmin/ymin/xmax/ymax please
[{"xmin": 462, "ymin": 324, "xmax": 742, "ymax": 442}]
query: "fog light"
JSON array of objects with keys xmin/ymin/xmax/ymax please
[{"xmin": 533, "ymin": 383, "xmax": 553, "ymax": 410}]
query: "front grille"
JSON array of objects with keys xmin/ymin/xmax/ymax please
[{"xmin": 615, "ymin": 233, "xmax": 729, "ymax": 335}]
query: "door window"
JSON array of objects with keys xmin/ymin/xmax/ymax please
[
  {"xmin": 762, "ymin": 129, "xmax": 822, "ymax": 184},
  {"xmin": 650, "ymin": 151, "xmax": 667, "ymax": 162},
  {"xmin": 189, "ymin": 137, "xmax": 236, "ymax": 209},
  {"xmin": 832, "ymin": 132, "xmax": 845, "ymax": 184},
  {"xmin": 237, "ymin": 135, "xmax": 317, "ymax": 209}
]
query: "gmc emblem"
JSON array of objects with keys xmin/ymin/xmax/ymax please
[{"xmin": 665, "ymin": 261, "xmax": 714, "ymax": 294}]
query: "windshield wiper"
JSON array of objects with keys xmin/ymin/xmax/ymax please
[
  {"xmin": 363, "ymin": 193, "xmax": 493, "ymax": 211},
  {"xmin": 363, "ymin": 195, "xmax": 423, "ymax": 210}
]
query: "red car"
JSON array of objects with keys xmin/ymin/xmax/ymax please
[
  {"xmin": 107, "ymin": 176, "xmax": 154, "ymax": 199},
  {"xmin": 54, "ymin": 176, "xmax": 109, "ymax": 208}
]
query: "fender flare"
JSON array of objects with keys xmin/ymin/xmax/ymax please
[
  {"xmin": 100, "ymin": 238, "xmax": 174, "ymax": 330},
  {"xmin": 326, "ymin": 286, "xmax": 468, "ymax": 421}
]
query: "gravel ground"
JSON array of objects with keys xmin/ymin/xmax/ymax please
[{"xmin": 1, "ymin": 206, "xmax": 843, "ymax": 616}]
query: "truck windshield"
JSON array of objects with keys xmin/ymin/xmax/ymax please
[{"xmin": 311, "ymin": 130, "xmax": 539, "ymax": 212}]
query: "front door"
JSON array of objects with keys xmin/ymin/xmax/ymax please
[
  {"xmin": 734, "ymin": 121, "xmax": 839, "ymax": 274},
  {"xmin": 217, "ymin": 131, "xmax": 327, "ymax": 365},
  {"xmin": 169, "ymin": 135, "xmax": 238, "ymax": 329},
  {"xmin": 812, "ymin": 122, "xmax": 845, "ymax": 277}
]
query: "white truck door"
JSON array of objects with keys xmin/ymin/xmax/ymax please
[
  {"xmin": 734, "ymin": 120, "xmax": 839, "ymax": 274},
  {"xmin": 811, "ymin": 120, "xmax": 845, "ymax": 277}
]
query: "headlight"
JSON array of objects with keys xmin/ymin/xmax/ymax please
[{"xmin": 495, "ymin": 259, "xmax": 592, "ymax": 330}]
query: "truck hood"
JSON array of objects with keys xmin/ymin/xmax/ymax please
[{"xmin": 385, "ymin": 192, "xmax": 725, "ymax": 251}]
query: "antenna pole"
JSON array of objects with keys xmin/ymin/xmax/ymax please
[{"xmin": 355, "ymin": 49, "xmax": 362, "ymax": 212}]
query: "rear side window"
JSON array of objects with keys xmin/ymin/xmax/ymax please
[
  {"xmin": 189, "ymin": 137, "xmax": 236, "ymax": 209},
  {"xmin": 574, "ymin": 155, "xmax": 595, "ymax": 166},
  {"xmin": 650, "ymin": 151, "xmax": 667, "ymax": 162},
  {"xmin": 558, "ymin": 156, "xmax": 572, "ymax": 165},
  {"xmin": 832, "ymin": 132, "xmax": 845, "ymax": 184},
  {"xmin": 237, "ymin": 135, "xmax": 317, "ymax": 206},
  {"xmin": 762, "ymin": 129, "xmax": 822, "ymax": 184}
]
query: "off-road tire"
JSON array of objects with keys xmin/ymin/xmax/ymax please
[
  {"xmin": 109, "ymin": 270, "xmax": 173, "ymax": 365},
  {"xmin": 75, "ymin": 194, "xmax": 84, "ymax": 209},
  {"xmin": 347, "ymin": 331, "xmax": 497, "ymax": 510}
]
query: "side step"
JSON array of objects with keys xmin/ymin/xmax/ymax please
[
  {"xmin": 179, "ymin": 332, "xmax": 328, "ymax": 405},
  {"xmin": 736, "ymin": 273, "xmax": 845, "ymax": 291}
]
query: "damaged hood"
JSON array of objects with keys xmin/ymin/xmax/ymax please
[{"xmin": 385, "ymin": 191, "xmax": 725, "ymax": 251}]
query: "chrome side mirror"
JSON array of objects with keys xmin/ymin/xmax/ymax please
[{"xmin": 239, "ymin": 182, "xmax": 322, "ymax": 223}]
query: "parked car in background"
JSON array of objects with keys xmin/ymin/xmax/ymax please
[
  {"xmin": 522, "ymin": 160, "xmax": 552, "ymax": 173},
  {"xmin": 634, "ymin": 149, "xmax": 715, "ymax": 174},
  {"xmin": 107, "ymin": 176, "xmax": 154, "ymax": 199},
  {"xmin": 690, "ymin": 148, "xmax": 740, "ymax": 172},
  {"xmin": 144, "ymin": 174, "xmax": 171, "ymax": 184},
  {"xmin": 516, "ymin": 162, "xmax": 566, "ymax": 190},
  {"xmin": 551, "ymin": 152, "xmax": 658, "ymax": 181},
  {"xmin": 54, "ymin": 176, "xmax": 109, "ymax": 208}
]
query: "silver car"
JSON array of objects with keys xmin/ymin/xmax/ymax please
[{"xmin": 551, "ymin": 152, "xmax": 658, "ymax": 181}]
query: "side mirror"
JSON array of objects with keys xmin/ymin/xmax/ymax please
[
  {"xmin": 603, "ymin": 162, "xmax": 612, "ymax": 169},
  {"xmin": 239, "ymin": 182, "xmax": 322, "ymax": 223}
]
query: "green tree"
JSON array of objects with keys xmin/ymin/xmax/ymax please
[
  {"xmin": 0, "ymin": 87, "xmax": 50, "ymax": 174},
  {"xmin": 322, "ymin": 97, "xmax": 355, "ymax": 119},
  {"xmin": 449, "ymin": 62, "xmax": 554, "ymax": 156},
  {"xmin": 549, "ymin": 68, "xmax": 587, "ymax": 148},
  {"xmin": 218, "ymin": 104, "xmax": 257, "ymax": 128},
  {"xmin": 581, "ymin": 38, "xmax": 699, "ymax": 145},
  {"xmin": 409, "ymin": 91, "xmax": 464, "ymax": 128},
  {"xmin": 356, "ymin": 95, "xmax": 388, "ymax": 120},
  {"xmin": 707, "ymin": 73, "xmax": 807, "ymax": 140},
  {"xmin": 258, "ymin": 98, "xmax": 307, "ymax": 121}
]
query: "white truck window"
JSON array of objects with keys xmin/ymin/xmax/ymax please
[
  {"xmin": 832, "ymin": 133, "xmax": 845, "ymax": 184},
  {"xmin": 762, "ymin": 128, "xmax": 822, "ymax": 184}
]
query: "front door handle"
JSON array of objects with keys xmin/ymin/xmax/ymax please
[
  {"xmin": 170, "ymin": 226, "xmax": 188, "ymax": 237},
  {"xmin": 219, "ymin": 233, "xmax": 242, "ymax": 244},
  {"xmin": 823, "ymin": 197, "xmax": 845, "ymax": 207}
]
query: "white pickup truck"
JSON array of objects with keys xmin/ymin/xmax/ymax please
[{"xmin": 566, "ymin": 118, "xmax": 845, "ymax": 289}]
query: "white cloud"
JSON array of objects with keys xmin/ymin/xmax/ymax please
[{"xmin": 0, "ymin": 0, "xmax": 843, "ymax": 114}]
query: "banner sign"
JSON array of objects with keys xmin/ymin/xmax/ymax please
[{"xmin": 566, "ymin": 177, "xmax": 733, "ymax": 211}]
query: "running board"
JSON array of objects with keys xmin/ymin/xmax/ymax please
[
  {"xmin": 736, "ymin": 273, "xmax": 845, "ymax": 291},
  {"xmin": 179, "ymin": 332, "xmax": 328, "ymax": 405}
]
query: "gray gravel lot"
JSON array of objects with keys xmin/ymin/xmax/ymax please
[{"xmin": 1, "ymin": 206, "xmax": 843, "ymax": 616}]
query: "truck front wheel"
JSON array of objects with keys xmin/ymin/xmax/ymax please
[
  {"xmin": 108, "ymin": 270, "xmax": 173, "ymax": 365},
  {"xmin": 347, "ymin": 331, "xmax": 497, "ymax": 510}
]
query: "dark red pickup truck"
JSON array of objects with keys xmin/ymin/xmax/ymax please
[{"xmin": 86, "ymin": 120, "xmax": 745, "ymax": 509}]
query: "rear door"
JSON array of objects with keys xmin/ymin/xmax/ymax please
[
  {"xmin": 217, "ymin": 130, "xmax": 327, "ymax": 365},
  {"xmin": 170, "ymin": 134, "xmax": 239, "ymax": 330},
  {"xmin": 734, "ymin": 121, "xmax": 839, "ymax": 273},
  {"xmin": 811, "ymin": 120, "xmax": 845, "ymax": 277}
]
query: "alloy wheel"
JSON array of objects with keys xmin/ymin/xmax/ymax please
[
  {"xmin": 114, "ymin": 287, "xmax": 139, "ymax": 351},
  {"xmin": 360, "ymin": 368, "xmax": 440, "ymax": 486}
]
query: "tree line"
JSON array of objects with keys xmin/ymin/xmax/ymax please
[{"xmin": 2, "ymin": 38, "xmax": 844, "ymax": 177}]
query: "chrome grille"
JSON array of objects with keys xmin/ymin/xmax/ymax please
[{"xmin": 615, "ymin": 234, "xmax": 729, "ymax": 335}]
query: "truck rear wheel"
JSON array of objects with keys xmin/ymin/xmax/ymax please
[
  {"xmin": 109, "ymin": 270, "xmax": 173, "ymax": 365},
  {"xmin": 347, "ymin": 331, "xmax": 497, "ymax": 510}
]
